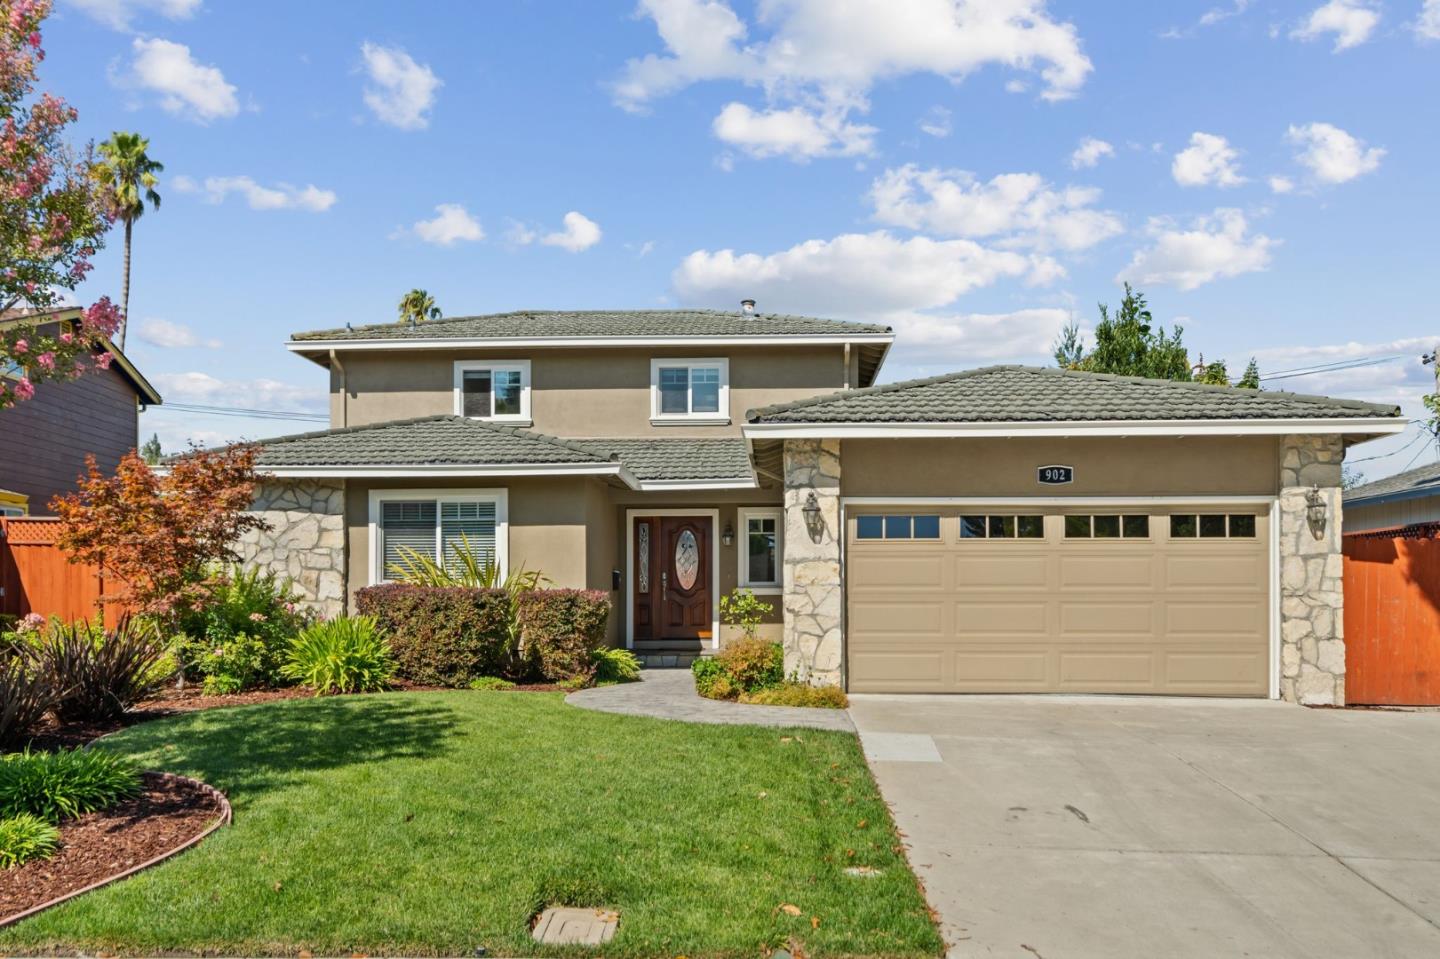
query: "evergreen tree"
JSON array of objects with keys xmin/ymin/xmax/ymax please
[
  {"xmin": 140, "ymin": 433, "xmax": 162, "ymax": 464},
  {"xmin": 1237, "ymin": 358, "xmax": 1262, "ymax": 390},
  {"xmin": 1051, "ymin": 284, "xmax": 1191, "ymax": 380}
]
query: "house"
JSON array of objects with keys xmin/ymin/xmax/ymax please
[
  {"xmin": 1344, "ymin": 462, "xmax": 1440, "ymax": 533},
  {"xmin": 0, "ymin": 307, "xmax": 163, "ymax": 515},
  {"xmin": 240, "ymin": 306, "xmax": 1403, "ymax": 705}
]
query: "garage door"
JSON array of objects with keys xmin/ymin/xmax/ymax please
[{"xmin": 846, "ymin": 506, "xmax": 1271, "ymax": 696}]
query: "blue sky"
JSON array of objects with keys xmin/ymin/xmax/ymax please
[{"xmin": 42, "ymin": 0, "xmax": 1440, "ymax": 480}]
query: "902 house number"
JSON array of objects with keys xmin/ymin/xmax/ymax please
[{"xmin": 1037, "ymin": 465, "xmax": 1074, "ymax": 485}]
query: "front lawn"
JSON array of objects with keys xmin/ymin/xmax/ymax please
[{"xmin": 0, "ymin": 692, "xmax": 942, "ymax": 957}]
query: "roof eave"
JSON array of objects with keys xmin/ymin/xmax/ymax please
[
  {"xmin": 255, "ymin": 461, "xmax": 638, "ymax": 486},
  {"xmin": 1345, "ymin": 484, "xmax": 1440, "ymax": 509},
  {"xmin": 286, "ymin": 331, "xmax": 895, "ymax": 359},
  {"xmin": 741, "ymin": 417, "xmax": 1409, "ymax": 439}
]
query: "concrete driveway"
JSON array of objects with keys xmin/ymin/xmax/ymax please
[{"xmin": 847, "ymin": 695, "xmax": 1440, "ymax": 958}]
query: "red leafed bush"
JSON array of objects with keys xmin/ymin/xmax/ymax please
[
  {"xmin": 354, "ymin": 584, "xmax": 512, "ymax": 687},
  {"xmin": 515, "ymin": 590, "xmax": 612, "ymax": 684}
]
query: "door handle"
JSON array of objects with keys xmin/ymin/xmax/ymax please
[{"xmin": 662, "ymin": 571, "xmax": 668, "ymax": 601}]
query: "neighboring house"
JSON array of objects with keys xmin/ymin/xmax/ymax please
[
  {"xmin": 240, "ymin": 306, "xmax": 1403, "ymax": 705},
  {"xmin": 0, "ymin": 307, "xmax": 162, "ymax": 515},
  {"xmin": 1344, "ymin": 462, "xmax": 1440, "ymax": 532}
]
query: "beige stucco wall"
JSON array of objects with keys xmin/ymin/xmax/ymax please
[
  {"xmin": 329, "ymin": 346, "xmax": 852, "ymax": 437},
  {"xmin": 840, "ymin": 436, "xmax": 1281, "ymax": 497}
]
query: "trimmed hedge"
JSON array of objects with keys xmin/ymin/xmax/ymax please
[
  {"xmin": 355, "ymin": 585, "xmax": 511, "ymax": 687},
  {"xmin": 516, "ymin": 590, "xmax": 612, "ymax": 683}
]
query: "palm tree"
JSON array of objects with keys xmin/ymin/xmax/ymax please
[
  {"xmin": 398, "ymin": 288, "xmax": 441, "ymax": 328},
  {"xmin": 94, "ymin": 132, "xmax": 163, "ymax": 351}
]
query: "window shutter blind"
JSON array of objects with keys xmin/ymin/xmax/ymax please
[
  {"xmin": 441, "ymin": 501, "xmax": 497, "ymax": 574},
  {"xmin": 381, "ymin": 501, "xmax": 437, "ymax": 577}
]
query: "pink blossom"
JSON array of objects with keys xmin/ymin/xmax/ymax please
[
  {"xmin": 58, "ymin": 331, "xmax": 72, "ymax": 343},
  {"xmin": 35, "ymin": 350, "xmax": 54, "ymax": 370},
  {"xmin": 13, "ymin": 377, "xmax": 34, "ymax": 401},
  {"xmin": 249, "ymin": 612, "xmax": 267, "ymax": 623},
  {"xmin": 12, "ymin": 338, "xmax": 26, "ymax": 354},
  {"xmin": 94, "ymin": 351, "xmax": 113, "ymax": 370},
  {"xmin": 80, "ymin": 297, "xmax": 121, "ymax": 339}
]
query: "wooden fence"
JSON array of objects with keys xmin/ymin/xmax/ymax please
[
  {"xmin": 0, "ymin": 516, "xmax": 124, "ymax": 629},
  {"xmin": 1342, "ymin": 523, "xmax": 1440, "ymax": 706}
]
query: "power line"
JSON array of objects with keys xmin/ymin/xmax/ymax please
[
  {"xmin": 1258, "ymin": 354, "xmax": 1408, "ymax": 384},
  {"xmin": 1347, "ymin": 424, "xmax": 1431, "ymax": 465},
  {"xmin": 154, "ymin": 402, "xmax": 328, "ymax": 422}
]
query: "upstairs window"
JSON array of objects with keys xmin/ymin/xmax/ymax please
[
  {"xmin": 651, "ymin": 358, "xmax": 729, "ymax": 423},
  {"xmin": 453, "ymin": 360, "xmax": 530, "ymax": 423}
]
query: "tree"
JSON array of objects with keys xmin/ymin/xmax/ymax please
[
  {"xmin": 51, "ymin": 445, "xmax": 269, "ymax": 621},
  {"xmin": 1055, "ymin": 284, "xmax": 1192, "ymax": 380},
  {"xmin": 139, "ymin": 432, "xmax": 161, "ymax": 464},
  {"xmin": 1196, "ymin": 356, "xmax": 1230, "ymax": 385},
  {"xmin": 1237, "ymin": 358, "xmax": 1262, "ymax": 390},
  {"xmin": 1051, "ymin": 322, "xmax": 1085, "ymax": 368},
  {"xmin": 93, "ymin": 131, "xmax": 161, "ymax": 350},
  {"xmin": 1341, "ymin": 464, "xmax": 1366, "ymax": 491},
  {"xmin": 0, "ymin": 0, "xmax": 117, "ymax": 408},
  {"xmin": 398, "ymin": 288, "xmax": 440, "ymax": 327}
]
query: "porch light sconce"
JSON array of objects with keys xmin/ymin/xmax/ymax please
[
  {"xmin": 802, "ymin": 491, "xmax": 824, "ymax": 542},
  {"xmin": 721, "ymin": 522, "xmax": 735, "ymax": 547},
  {"xmin": 1305, "ymin": 484, "xmax": 1328, "ymax": 539}
]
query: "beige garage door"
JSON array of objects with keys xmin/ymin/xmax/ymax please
[{"xmin": 846, "ymin": 506, "xmax": 1271, "ymax": 696}]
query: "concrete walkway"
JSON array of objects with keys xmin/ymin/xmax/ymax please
[
  {"xmin": 566, "ymin": 668, "xmax": 854, "ymax": 732},
  {"xmin": 848, "ymin": 694, "xmax": 1440, "ymax": 958}
]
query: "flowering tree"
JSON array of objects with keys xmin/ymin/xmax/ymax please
[
  {"xmin": 51, "ymin": 445, "xmax": 270, "ymax": 621},
  {"xmin": 0, "ymin": 0, "xmax": 116, "ymax": 408}
]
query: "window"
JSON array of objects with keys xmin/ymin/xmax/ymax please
[
  {"xmin": 453, "ymin": 360, "xmax": 530, "ymax": 423},
  {"xmin": 650, "ymin": 358, "xmax": 729, "ymax": 423},
  {"xmin": 1169, "ymin": 514, "xmax": 1257, "ymax": 538},
  {"xmin": 855, "ymin": 514, "xmax": 940, "ymax": 540},
  {"xmin": 370, "ymin": 490, "xmax": 508, "ymax": 584},
  {"xmin": 1065, "ymin": 514, "xmax": 1150, "ymax": 538},
  {"xmin": 738, "ymin": 508, "xmax": 782, "ymax": 590},
  {"xmin": 961, "ymin": 515, "xmax": 1044, "ymax": 539}
]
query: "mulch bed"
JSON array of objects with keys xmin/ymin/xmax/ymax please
[{"xmin": 0, "ymin": 772, "xmax": 226, "ymax": 925}]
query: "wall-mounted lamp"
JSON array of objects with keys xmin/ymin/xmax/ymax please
[
  {"xmin": 1305, "ymin": 485, "xmax": 1328, "ymax": 539},
  {"xmin": 721, "ymin": 522, "xmax": 735, "ymax": 547},
  {"xmin": 802, "ymin": 491, "xmax": 824, "ymax": 542}
]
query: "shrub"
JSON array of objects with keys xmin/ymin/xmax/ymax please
[
  {"xmin": 691, "ymin": 657, "xmax": 726, "ymax": 698},
  {"xmin": 593, "ymin": 647, "xmax": 641, "ymax": 684},
  {"xmin": 516, "ymin": 590, "xmax": 611, "ymax": 684},
  {"xmin": 281, "ymin": 617, "xmax": 394, "ymax": 695},
  {"xmin": 739, "ymin": 683, "xmax": 849, "ymax": 709},
  {"xmin": 42, "ymin": 617, "xmax": 171, "ymax": 722},
  {"xmin": 0, "ymin": 748, "xmax": 141, "ymax": 822},
  {"xmin": 0, "ymin": 812, "xmax": 61, "ymax": 868},
  {"xmin": 715, "ymin": 638, "xmax": 784, "ymax": 692},
  {"xmin": 188, "ymin": 633, "xmax": 276, "ymax": 695},
  {"xmin": 174, "ymin": 566, "xmax": 310, "ymax": 691},
  {"xmin": 719, "ymin": 588, "xmax": 774, "ymax": 641},
  {"xmin": 0, "ymin": 652, "xmax": 59, "ymax": 750},
  {"xmin": 467, "ymin": 676, "xmax": 515, "ymax": 691},
  {"xmin": 356, "ymin": 585, "xmax": 512, "ymax": 687}
]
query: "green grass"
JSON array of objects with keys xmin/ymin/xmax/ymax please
[{"xmin": 0, "ymin": 692, "xmax": 941, "ymax": 958}]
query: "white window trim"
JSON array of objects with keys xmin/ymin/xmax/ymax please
[
  {"xmin": 649, "ymin": 357, "xmax": 730, "ymax": 425},
  {"xmin": 737, "ymin": 507, "xmax": 783, "ymax": 594},
  {"xmin": 453, "ymin": 360, "xmax": 532, "ymax": 425},
  {"xmin": 367, "ymin": 487, "xmax": 509, "ymax": 586}
]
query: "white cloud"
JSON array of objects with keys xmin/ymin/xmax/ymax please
[
  {"xmin": 1286, "ymin": 121, "xmax": 1385, "ymax": 184},
  {"xmin": 541, "ymin": 211, "xmax": 603, "ymax": 252},
  {"xmin": 150, "ymin": 371, "xmax": 323, "ymax": 410},
  {"xmin": 1171, "ymin": 132, "xmax": 1246, "ymax": 188},
  {"xmin": 868, "ymin": 165, "xmax": 1123, "ymax": 253},
  {"xmin": 359, "ymin": 42, "xmax": 441, "ymax": 130},
  {"xmin": 1069, "ymin": 136, "xmax": 1114, "ymax": 169},
  {"xmin": 918, "ymin": 105, "xmax": 952, "ymax": 138},
  {"xmin": 1268, "ymin": 175, "xmax": 1295, "ymax": 194},
  {"xmin": 401, "ymin": 204, "xmax": 484, "ymax": 246},
  {"xmin": 712, "ymin": 102, "xmax": 875, "ymax": 160},
  {"xmin": 616, "ymin": 0, "xmax": 1091, "ymax": 161},
  {"xmin": 1291, "ymin": 0, "xmax": 1381, "ymax": 51},
  {"xmin": 885, "ymin": 307, "xmax": 1075, "ymax": 368},
  {"xmin": 122, "ymin": 37, "xmax": 238, "ymax": 122},
  {"xmin": 1419, "ymin": 0, "xmax": 1440, "ymax": 40},
  {"xmin": 174, "ymin": 174, "xmax": 336, "ymax": 211},
  {"xmin": 64, "ymin": 0, "xmax": 201, "ymax": 31},
  {"xmin": 1118, "ymin": 208, "xmax": 1275, "ymax": 290},
  {"xmin": 136, "ymin": 318, "xmax": 221, "ymax": 349}
]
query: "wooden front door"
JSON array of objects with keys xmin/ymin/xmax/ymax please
[{"xmin": 633, "ymin": 516, "xmax": 711, "ymax": 641}]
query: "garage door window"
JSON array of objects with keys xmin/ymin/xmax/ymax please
[
  {"xmin": 856, "ymin": 514, "xmax": 941, "ymax": 540},
  {"xmin": 1170, "ymin": 513, "xmax": 1257, "ymax": 538},
  {"xmin": 1064, "ymin": 514, "xmax": 1150, "ymax": 538},
  {"xmin": 961, "ymin": 515, "xmax": 1044, "ymax": 539}
]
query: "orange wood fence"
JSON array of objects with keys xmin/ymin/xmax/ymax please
[
  {"xmin": 1343, "ymin": 524, "xmax": 1440, "ymax": 706},
  {"xmin": 0, "ymin": 517, "xmax": 124, "ymax": 629}
]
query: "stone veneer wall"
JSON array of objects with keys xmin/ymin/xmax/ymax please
[
  {"xmin": 781, "ymin": 438, "xmax": 843, "ymax": 686},
  {"xmin": 237, "ymin": 480, "xmax": 347, "ymax": 620},
  {"xmin": 1278, "ymin": 434, "xmax": 1345, "ymax": 705}
]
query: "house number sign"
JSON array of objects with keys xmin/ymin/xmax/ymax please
[{"xmin": 1037, "ymin": 465, "xmax": 1074, "ymax": 485}]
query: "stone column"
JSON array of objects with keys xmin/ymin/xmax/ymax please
[
  {"xmin": 1278, "ymin": 435, "xmax": 1345, "ymax": 705},
  {"xmin": 782, "ymin": 438, "xmax": 843, "ymax": 686},
  {"xmin": 237, "ymin": 479, "xmax": 347, "ymax": 620}
]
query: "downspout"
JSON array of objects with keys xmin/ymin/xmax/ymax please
[
  {"xmin": 330, "ymin": 349, "xmax": 347, "ymax": 428},
  {"xmin": 843, "ymin": 342, "xmax": 851, "ymax": 391}
]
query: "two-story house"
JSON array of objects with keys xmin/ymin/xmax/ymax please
[{"xmin": 241, "ymin": 306, "xmax": 1403, "ymax": 706}]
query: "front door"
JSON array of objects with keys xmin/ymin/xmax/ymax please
[{"xmin": 633, "ymin": 516, "xmax": 711, "ymax": 642}]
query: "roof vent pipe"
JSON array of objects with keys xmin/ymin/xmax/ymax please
[{"xmin": 740, "ymin": 298, "xmax": 756, "ymax": 314}]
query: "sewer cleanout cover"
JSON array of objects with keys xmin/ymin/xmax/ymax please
[{"xmin": 531, "ymin": 906, "xmax": 620, "ymax": 945}]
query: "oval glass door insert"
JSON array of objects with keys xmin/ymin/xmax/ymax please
[{"xmin": 675, "ymin": 529, "xmax": 699, "ymax": 590}]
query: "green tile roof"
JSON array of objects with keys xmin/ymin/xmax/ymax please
[
  {"xmin": 574, "ymin": 438, "xmax": 753, "ymax": 481},
  {"xmin": 290, "ymin": 309, "xmax": 891, "ymax": 342},
  {"xmin": 1344, "ymin": 461, "xmax": 1440, "ymax": 504},
  {"xmin": 748, "ymin": 366, "xmax": 1402, "ymax": 424},
  {"xmin": 252, "ymin": 416, "xmax": 615, "ymax": 468}
]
